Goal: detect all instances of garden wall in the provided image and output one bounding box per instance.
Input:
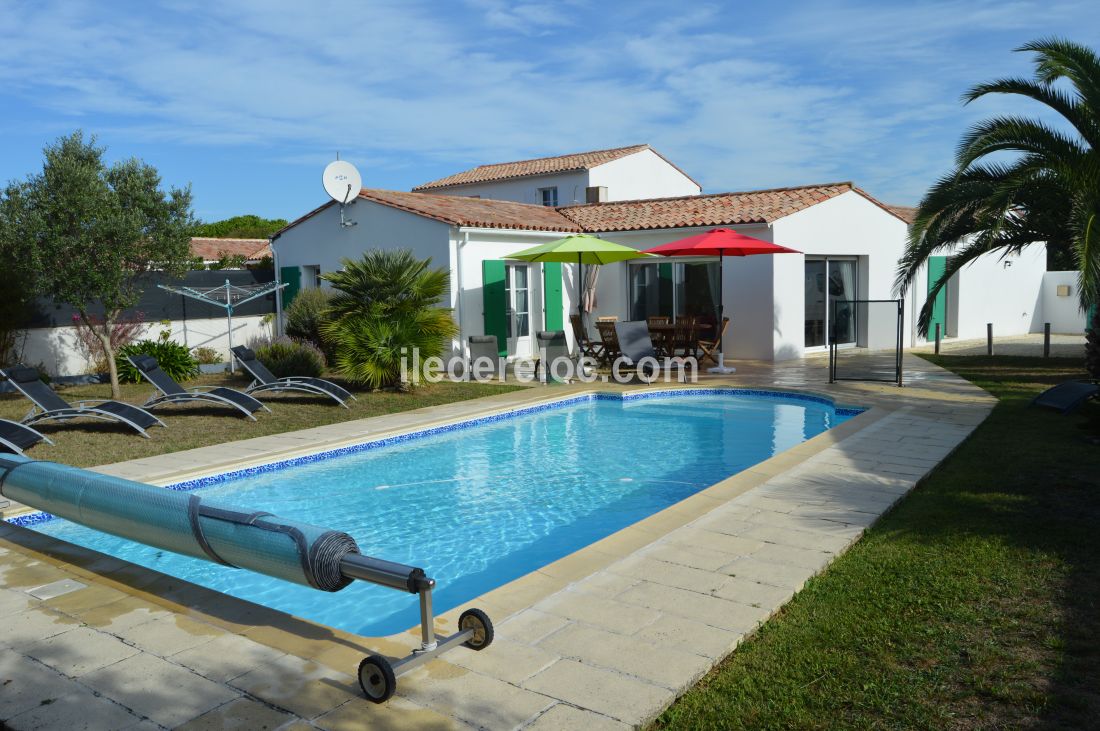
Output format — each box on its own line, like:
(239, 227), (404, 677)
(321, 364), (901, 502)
(1037, 271), (1088, 334)
(16, 270), (277, 377)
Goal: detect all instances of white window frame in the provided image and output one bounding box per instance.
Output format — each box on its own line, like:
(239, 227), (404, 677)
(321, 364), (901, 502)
(804, 256), (859, 352)
(538, 187), (559, 207)
(302, 265), (321, 289)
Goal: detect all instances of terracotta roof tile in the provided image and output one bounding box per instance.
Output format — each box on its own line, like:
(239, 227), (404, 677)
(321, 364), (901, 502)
(556, 183), (869, 231)
(886, 205), (917, 224)
(413, 145), (653, 190)
(190, 237), (271, 262)
(357, 189), (581, 232)
(274, 183), (907, 240)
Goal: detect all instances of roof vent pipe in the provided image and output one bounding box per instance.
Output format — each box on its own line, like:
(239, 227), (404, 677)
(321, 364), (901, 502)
(585, 186), (608, 204)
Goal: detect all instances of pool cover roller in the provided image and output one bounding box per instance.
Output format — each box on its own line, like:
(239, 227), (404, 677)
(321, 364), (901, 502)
(0, 455), (359, 590)
(0, 454), (494, 702)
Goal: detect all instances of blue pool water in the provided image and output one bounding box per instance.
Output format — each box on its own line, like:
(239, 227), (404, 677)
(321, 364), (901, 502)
(24, 391), (857, 636)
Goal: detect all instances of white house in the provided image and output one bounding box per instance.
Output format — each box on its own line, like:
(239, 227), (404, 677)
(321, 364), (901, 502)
(412, 144), (701, 205)
(271, 145), (1060, 363)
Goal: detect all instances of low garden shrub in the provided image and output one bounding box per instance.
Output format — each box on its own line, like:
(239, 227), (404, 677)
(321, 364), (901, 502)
(192, 346), (222, 364)
(284, 287), (333, 356)
(255, 337), (325, 378)
(116, 339), (199, 383)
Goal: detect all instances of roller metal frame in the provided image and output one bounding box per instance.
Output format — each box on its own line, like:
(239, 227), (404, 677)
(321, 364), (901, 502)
(22, 401), (165, 438)
(340, 553), (494, 703)
(140, 388), (269, 421)
(243, 378), (354, 408)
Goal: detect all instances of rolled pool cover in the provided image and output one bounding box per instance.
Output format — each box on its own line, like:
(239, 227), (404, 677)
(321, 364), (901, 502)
(0, 456), (359, 592)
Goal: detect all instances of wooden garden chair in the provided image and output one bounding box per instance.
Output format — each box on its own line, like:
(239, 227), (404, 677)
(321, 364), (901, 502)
(670, 316), (697, 359)
(646, 316), (671, 357)
(595, 320), (621, 364)
(569, 314), (604, 361)
(698, 317), (730, 365)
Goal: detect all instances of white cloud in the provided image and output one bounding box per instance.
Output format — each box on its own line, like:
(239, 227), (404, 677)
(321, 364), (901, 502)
(0, 0), (1097, 208)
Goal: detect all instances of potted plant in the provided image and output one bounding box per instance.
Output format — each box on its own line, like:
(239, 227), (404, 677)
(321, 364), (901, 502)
(193, 346), (229, 374)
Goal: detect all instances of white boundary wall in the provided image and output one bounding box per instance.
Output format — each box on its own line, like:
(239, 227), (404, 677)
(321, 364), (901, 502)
(20, 315), (272, 378)
(1039, 271), (1088, 333)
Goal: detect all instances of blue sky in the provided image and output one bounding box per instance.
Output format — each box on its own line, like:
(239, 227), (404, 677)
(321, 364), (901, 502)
(1, 0), (1098, 222)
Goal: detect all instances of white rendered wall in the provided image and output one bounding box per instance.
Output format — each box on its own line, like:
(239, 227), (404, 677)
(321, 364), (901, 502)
(272, 199), (452, 279)
(910, 243), (1047, 341)
(424, 171), (590, 206)
(587, 149), (702, 201)
(422, 150), (700, 205)
(273, 199), (454, 345)
(454, 228), (577, 357)
(583, 226), (778, 360)
(21, 315), (272, 377)
(583, 191), (909, 362)
(771, 191), (911, 359)
(1039, 271), (1087, 333)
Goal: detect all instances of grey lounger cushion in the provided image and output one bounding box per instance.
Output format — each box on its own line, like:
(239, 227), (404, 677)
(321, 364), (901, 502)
(1030, 380), (1099, 414)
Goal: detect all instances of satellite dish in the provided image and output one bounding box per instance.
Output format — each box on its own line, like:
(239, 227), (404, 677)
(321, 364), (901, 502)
(323, 160), (362, 205)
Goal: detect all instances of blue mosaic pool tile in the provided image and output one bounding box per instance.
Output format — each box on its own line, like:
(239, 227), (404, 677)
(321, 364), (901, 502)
(5, 388), (865, 528)
(8, 510), (56, 528)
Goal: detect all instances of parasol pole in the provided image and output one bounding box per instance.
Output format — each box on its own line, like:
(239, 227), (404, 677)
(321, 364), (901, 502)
(707, 254), (736, 374)
(578, 252), (585, 326)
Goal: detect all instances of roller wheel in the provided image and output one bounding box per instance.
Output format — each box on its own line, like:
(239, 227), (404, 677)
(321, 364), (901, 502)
(458, 608), (494, 651)
(358, 654), (396, 703)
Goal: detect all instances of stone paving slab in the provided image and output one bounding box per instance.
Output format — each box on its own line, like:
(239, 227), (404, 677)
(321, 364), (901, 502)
(80, 652), (240, 728)
(0, 354), (995, 729)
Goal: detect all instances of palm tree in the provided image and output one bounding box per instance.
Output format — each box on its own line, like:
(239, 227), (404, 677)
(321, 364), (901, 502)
(322, 249), (451, 321)
(895, 37), (1100, 374)
(320, 249), (458, 389)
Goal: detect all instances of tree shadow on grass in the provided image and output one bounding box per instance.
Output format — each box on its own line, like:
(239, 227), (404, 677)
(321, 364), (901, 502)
(860, 392), (1100, 729)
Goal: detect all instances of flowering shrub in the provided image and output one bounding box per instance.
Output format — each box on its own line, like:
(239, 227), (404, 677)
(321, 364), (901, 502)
(72, 311), (146, 374)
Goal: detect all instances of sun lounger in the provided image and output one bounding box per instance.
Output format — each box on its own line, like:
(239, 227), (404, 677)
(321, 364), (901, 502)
(127, 355), (269, 420)
(0, 418), (51, 455)
(535, 330), (573, 383)
(1030, 380), (1099, 414)
(614, 320), (661, 383)
(0, 365), (165, 439)
(231, 346), (355, 408)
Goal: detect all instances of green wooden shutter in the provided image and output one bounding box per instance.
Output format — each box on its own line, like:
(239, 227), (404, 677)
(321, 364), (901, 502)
(543, 262), (564, 331)
(926, 256), (947, 341)
(280, 266), (301, 309)
(482, 260), (508, 356)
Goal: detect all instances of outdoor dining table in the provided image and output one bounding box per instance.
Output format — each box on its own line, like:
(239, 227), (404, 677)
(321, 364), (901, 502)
(646, 321), (713, 356)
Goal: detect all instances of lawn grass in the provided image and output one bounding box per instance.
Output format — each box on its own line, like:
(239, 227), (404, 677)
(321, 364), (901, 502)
(0, 374), (524, 468)
(655, 356), (1100, 730)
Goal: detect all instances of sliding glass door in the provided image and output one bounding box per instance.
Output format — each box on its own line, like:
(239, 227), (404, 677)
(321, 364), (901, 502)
(805, 257), (858, 349)
(629, 260), (720, 326)
(629, 262), (673, 321)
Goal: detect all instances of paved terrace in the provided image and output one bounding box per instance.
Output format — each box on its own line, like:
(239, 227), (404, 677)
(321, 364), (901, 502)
(0, 354), (995, 730)
(910, 332), (1085, 358)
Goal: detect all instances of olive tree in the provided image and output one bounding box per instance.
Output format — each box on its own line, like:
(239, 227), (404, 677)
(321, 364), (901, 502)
(0, 132), (196, 398)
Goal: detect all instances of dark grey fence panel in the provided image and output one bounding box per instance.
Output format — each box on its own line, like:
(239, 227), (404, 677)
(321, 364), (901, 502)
(26, 269), (276, 328)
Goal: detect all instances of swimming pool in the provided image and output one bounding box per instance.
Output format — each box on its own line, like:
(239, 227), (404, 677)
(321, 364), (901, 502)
(17, 390), (860, 636)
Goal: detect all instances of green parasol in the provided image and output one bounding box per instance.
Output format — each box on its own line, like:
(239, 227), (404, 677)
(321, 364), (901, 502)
(508, 234), (654, 322)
